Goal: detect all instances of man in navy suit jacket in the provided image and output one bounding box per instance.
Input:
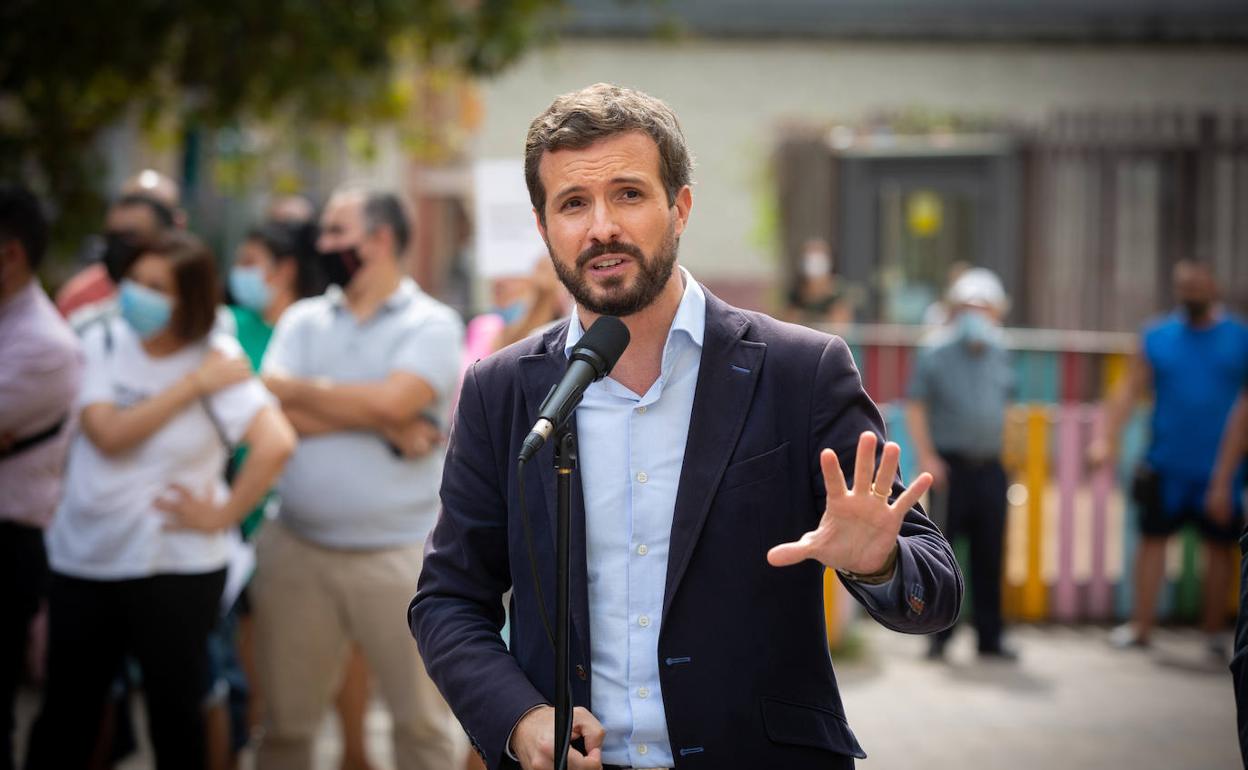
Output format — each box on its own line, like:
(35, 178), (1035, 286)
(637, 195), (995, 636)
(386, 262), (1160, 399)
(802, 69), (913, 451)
(411, 83), (962, 770)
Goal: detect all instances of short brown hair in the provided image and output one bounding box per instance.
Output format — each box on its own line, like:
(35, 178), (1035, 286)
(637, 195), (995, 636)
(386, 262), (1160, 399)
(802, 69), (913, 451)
(136, 230), (220, 343)
(524, 83), (694, 224)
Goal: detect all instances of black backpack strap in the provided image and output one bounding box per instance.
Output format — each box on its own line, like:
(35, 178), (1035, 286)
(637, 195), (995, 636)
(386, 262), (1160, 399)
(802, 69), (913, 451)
(199, 397), (234, 454)
(0, 416), (68, 460)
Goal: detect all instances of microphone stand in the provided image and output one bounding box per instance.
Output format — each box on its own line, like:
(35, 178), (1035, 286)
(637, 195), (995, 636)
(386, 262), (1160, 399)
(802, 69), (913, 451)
(553, 426), (577, 769)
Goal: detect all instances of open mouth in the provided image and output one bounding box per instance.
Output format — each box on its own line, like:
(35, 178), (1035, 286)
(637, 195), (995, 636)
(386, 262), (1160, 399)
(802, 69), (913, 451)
(590, 255), (629, 271)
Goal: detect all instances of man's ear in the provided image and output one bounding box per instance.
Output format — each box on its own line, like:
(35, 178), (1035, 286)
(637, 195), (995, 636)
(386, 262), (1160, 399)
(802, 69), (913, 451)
(672, 185), (693, 238)
(362, 224), (394, 262)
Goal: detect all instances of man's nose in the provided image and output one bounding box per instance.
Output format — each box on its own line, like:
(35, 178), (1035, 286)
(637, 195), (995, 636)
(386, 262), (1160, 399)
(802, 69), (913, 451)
(585, 200), (621, 244)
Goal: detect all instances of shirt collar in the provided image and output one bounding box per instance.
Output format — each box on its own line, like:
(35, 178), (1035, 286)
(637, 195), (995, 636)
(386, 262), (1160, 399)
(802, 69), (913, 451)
(327, 276), (418, 315)
(564, 266), (706, 359)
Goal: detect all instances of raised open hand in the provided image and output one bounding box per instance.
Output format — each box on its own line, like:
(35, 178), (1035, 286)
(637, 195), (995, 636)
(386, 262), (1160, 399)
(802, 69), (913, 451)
(767, 431), (933, 576)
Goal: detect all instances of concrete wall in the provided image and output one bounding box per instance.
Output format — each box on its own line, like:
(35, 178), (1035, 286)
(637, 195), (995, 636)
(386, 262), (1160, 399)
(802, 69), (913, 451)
(473, 39), (1248, 286)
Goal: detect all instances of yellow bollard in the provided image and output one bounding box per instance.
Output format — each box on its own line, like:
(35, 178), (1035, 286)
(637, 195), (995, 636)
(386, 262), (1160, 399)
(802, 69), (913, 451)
(1001, 406), (1028, 620)
(1021, 407), (1049, 621)
(824, 567), (843, 650)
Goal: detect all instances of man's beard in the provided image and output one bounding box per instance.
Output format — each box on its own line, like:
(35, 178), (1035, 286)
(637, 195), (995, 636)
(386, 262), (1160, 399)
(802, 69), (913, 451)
(548, 219), (678, 317)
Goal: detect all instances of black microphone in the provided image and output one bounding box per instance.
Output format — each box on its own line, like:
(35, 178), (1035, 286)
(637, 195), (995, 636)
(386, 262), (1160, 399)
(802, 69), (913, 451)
(518, 316), (630, 462)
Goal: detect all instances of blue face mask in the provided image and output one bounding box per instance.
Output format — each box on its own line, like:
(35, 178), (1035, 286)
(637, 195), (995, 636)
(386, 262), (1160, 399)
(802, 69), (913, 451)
(497, 299), (529, 326)
(955, 309), (996, 348)
(229, 265), (272, 313)
(118, 279), (174, 340)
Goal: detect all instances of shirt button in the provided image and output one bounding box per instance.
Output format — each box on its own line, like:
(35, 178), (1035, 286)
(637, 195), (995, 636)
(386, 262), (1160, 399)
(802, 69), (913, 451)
(638, 615), (651, 628)
(638, 744), (649, 755)
(636, 471), (649, 484)
(637, 544), (649, 556)
(638, 686), (650, 699)
(636, 405), (647, 414)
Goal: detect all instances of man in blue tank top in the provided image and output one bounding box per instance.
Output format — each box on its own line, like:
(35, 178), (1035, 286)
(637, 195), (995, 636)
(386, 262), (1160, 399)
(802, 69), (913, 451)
(1091, 260), (1248, 656)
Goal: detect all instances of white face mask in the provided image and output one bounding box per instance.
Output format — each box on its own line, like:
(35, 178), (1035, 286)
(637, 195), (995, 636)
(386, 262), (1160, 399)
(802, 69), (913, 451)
(802, 250), (831, 278)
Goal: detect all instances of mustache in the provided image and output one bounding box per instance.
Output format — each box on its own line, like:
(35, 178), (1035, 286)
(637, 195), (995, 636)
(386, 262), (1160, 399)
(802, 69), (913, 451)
(576, 240), (645, 269)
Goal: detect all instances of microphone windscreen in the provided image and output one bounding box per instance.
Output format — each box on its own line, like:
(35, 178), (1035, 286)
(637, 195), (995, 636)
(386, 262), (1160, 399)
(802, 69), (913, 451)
(574, 316), (630, 376)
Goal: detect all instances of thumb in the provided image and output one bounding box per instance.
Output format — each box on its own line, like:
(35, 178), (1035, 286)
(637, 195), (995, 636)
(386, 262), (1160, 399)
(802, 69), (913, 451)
(767, 539), (812, 568)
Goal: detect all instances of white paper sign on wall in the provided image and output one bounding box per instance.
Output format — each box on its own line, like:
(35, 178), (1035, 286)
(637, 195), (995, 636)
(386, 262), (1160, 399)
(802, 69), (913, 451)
(473, 158), (548, 279)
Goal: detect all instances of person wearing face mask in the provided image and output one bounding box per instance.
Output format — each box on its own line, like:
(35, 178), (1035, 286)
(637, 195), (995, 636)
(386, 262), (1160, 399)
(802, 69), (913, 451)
(253, 186), (465, 770)
(55, 171), (183, 332)
(465, 256), (570, 372)
(224, 221), (325, 370)
(217, 216), (393, 770)
(907, 267), (1016, 661)
(201, 219), (327, 769)
(23, 231), (296, 770)
(0, 184), (82, 770)
(784, 238), (854, 325)
(1089, 260), (1248, 657)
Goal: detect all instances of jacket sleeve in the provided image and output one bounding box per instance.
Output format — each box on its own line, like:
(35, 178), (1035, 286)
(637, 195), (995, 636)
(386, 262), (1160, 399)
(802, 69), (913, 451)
(409, 362), (544, 769)
(808, 336), (963, 634)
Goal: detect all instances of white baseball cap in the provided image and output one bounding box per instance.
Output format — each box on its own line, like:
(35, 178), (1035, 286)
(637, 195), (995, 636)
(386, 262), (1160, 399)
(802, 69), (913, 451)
(947, 267), (1008, 311)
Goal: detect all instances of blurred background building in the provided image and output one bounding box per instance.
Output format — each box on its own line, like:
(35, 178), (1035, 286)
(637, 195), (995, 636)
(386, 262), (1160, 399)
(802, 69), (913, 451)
(14, 1), (1246, 325)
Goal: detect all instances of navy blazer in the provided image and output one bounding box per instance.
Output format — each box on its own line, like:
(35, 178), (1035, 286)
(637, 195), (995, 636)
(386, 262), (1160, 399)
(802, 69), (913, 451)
(410, 290), (962, 769)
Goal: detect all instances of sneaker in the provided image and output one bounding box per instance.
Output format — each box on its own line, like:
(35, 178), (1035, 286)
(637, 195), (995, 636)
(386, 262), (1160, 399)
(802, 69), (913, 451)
(1108, 623), (1150, 650)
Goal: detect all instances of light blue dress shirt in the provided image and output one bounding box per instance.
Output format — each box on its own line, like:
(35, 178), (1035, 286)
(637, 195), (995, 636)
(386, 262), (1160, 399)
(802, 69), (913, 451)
(564, 268), (897, 767)
(566, 267), (704, 768)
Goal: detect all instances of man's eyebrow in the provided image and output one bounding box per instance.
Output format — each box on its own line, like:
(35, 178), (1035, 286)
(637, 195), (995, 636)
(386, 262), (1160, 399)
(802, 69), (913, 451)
(552, 185), (587, 202)
(610, 175), (649, 187)
(553, 176), (652, 201)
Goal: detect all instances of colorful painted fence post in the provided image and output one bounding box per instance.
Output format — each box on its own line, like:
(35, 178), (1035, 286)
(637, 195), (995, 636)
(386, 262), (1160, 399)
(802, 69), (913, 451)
(1054, 403), (1081, 621)
(1088, 406), (1114, 619)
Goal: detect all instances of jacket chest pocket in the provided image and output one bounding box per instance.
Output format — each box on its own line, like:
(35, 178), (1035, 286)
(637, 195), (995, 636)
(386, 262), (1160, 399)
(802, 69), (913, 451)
(720, 441), (789, 493)
(714, 442), (794, 557)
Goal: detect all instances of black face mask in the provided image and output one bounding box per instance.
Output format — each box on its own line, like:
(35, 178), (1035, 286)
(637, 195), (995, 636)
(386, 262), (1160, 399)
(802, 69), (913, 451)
(319, 246), (364, 288)
(1183, 300), (1212, 322)
(101, 232), (142, 284)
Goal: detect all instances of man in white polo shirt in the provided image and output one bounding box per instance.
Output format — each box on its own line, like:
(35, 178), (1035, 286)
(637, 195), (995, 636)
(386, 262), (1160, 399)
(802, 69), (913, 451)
(254, 186), (465, 770)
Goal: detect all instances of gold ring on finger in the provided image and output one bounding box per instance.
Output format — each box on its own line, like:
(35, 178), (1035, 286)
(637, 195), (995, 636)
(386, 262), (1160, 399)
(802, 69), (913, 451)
(870, 486), (890, 500)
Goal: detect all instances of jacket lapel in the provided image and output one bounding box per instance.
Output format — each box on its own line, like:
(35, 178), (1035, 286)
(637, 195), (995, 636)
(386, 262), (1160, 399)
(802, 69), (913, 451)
(517, 322), (593, 676)
(663, 291), (765, 621)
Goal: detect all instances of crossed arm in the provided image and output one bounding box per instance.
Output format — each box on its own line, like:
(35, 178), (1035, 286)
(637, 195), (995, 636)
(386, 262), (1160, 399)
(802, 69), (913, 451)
(262, 370), (442, 457)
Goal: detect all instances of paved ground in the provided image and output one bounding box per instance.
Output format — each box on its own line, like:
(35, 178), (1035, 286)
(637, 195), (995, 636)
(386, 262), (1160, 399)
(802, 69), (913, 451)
(840, 623), (1239, 770)
(15, 623), (1241, 769)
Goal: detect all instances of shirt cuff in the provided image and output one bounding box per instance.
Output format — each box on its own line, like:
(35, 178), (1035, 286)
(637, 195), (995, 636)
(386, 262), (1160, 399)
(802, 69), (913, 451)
(841, 560), (902, 612)
(505, 704), (550, 761)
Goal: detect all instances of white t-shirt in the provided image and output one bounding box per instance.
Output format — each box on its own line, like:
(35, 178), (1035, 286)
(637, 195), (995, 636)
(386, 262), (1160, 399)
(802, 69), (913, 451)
(47, 317), (273, 580)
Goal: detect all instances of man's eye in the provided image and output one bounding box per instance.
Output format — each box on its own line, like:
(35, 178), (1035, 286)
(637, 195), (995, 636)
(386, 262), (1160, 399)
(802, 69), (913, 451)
(621, 189), (641, 200)
(561, 198), (583, 211)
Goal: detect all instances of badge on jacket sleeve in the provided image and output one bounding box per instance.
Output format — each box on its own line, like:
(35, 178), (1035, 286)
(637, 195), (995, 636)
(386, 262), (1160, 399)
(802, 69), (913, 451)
(907, 583), (926, 615)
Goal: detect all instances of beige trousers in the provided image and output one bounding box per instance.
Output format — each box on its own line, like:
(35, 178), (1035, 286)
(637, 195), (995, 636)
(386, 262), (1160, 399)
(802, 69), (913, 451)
(252, 521), (462, 770)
